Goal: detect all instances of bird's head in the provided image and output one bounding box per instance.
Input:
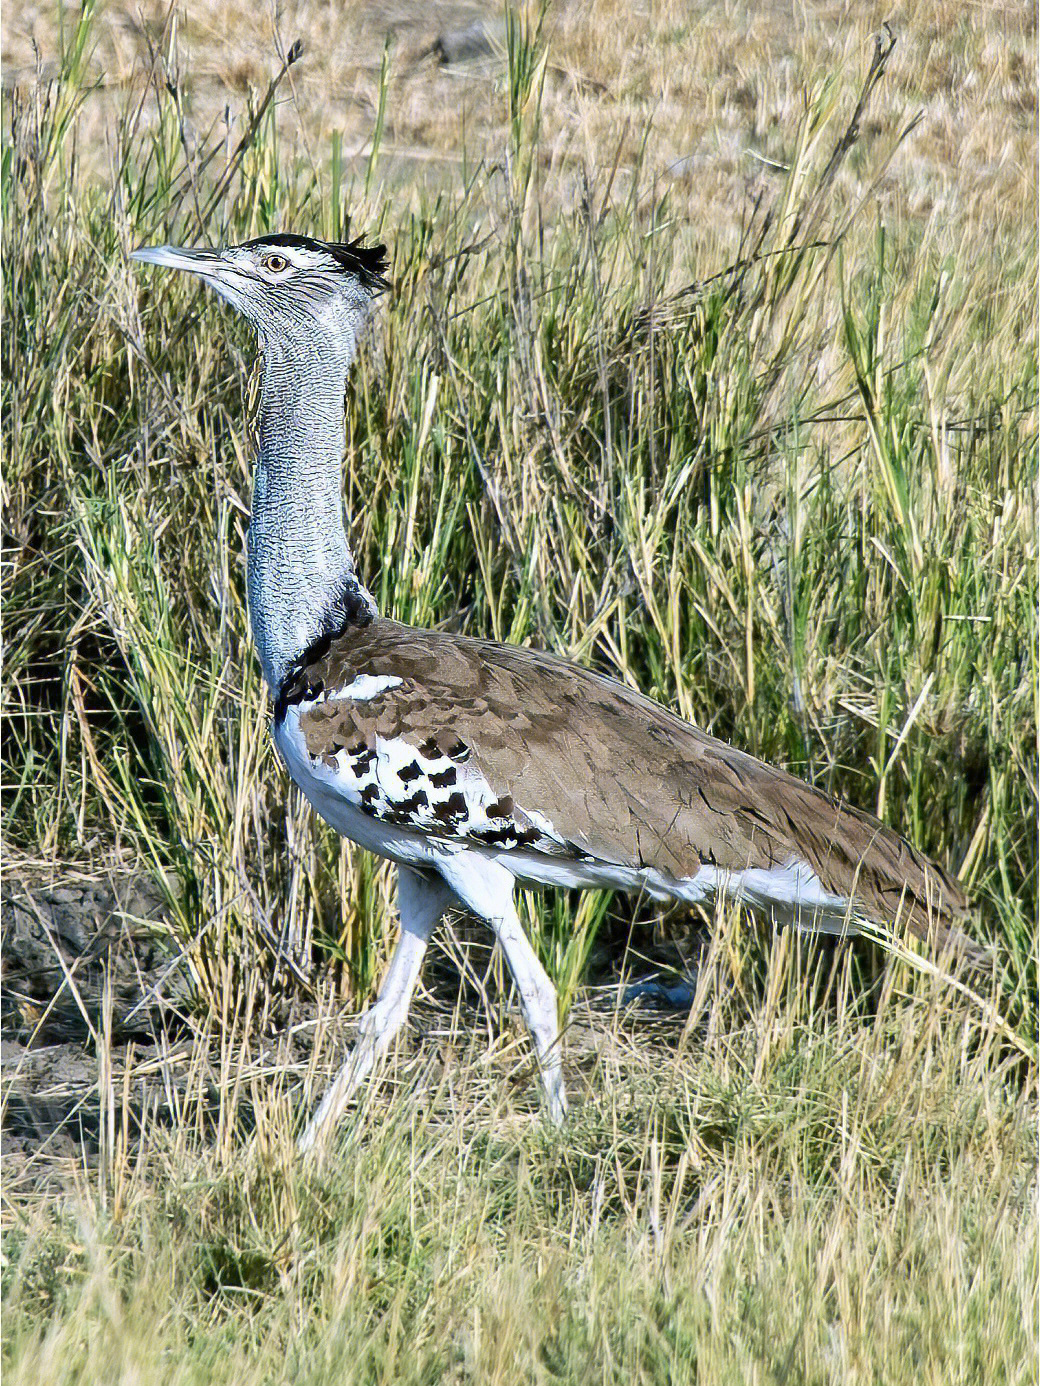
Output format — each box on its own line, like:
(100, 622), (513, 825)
(130, 232), (388, 358)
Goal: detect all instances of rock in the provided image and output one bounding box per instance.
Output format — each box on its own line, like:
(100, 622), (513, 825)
(432, 19), (503, 66)
(622, 975), (699, 1011)
(0, 872), (174, 1043)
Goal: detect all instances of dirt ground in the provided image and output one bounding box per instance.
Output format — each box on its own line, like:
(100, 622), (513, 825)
(0, 869), (699, 1198)
(2, 872), (178, 1195)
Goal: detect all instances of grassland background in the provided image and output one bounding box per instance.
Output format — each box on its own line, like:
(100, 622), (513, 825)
(1, 0), (1037, 1382)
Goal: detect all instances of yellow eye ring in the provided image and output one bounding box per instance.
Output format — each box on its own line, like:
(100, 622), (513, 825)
(264, 253), (289, 274)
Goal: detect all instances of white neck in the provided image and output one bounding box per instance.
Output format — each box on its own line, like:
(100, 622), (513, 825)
(246, 323), (376, 694)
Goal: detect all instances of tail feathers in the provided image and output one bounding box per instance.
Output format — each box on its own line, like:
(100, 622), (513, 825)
(879, 910), (994, 975)
(843, 839), (993, 973)
(701, 852), (992, 975)
(761, 781), (992, 972)
(816, 881), (992, 976)
(681, 740), (989, 971)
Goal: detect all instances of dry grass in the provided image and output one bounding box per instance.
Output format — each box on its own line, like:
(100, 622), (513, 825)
(1, 0), (1037, 1381)
(3, 917), (1037, 1385)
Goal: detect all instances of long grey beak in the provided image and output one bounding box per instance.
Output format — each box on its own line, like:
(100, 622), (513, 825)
(130, 245), (225, 275)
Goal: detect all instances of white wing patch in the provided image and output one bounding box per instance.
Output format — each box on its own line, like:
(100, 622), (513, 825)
(285, 673), (403, 710)
(336, 674), (403, 701)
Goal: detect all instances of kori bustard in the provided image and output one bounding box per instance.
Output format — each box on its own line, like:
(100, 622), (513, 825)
(132, 231), (984, 1152)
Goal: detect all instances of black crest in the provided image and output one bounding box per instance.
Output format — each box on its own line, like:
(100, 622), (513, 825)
(243, 232), (389, 292)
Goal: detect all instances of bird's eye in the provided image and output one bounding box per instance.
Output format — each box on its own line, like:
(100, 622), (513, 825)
(264, 254), (289, 274)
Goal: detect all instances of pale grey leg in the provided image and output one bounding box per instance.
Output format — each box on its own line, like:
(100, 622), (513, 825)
(436, 854), (567, 1124)
(298, 866), (452, 1155)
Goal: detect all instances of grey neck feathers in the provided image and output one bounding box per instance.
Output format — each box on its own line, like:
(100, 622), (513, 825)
(246, 319), (376, 695)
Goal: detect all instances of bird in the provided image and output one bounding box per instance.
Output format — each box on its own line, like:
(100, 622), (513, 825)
(131, 230), (985, 1153)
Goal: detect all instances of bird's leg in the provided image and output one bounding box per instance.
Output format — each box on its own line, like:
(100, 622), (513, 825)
(492, 906), (568, 1123)
(298, 866), (452, 1155)
(437, 856), (567, 1124)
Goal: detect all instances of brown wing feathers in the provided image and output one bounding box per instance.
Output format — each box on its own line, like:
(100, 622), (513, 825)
(282, 618), (972, 945)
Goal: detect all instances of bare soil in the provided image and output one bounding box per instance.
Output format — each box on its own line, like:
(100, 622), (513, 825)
(0, 868), (698, 1199)
(1, 872), (178, 1193)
